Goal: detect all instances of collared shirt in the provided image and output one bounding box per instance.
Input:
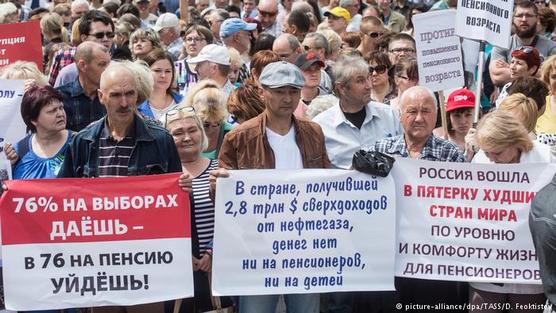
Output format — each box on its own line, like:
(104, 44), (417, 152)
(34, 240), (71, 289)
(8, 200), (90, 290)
(57, 78), (106, 132)
(98, 120), (136, 178)
(370, 134), (464, 162)
(262, 21), (282, 38)
(54, 63), (78, 88)
(313, 100), (403, 169)
(167, 37), (183, 61)
(49, 47), (76, 86)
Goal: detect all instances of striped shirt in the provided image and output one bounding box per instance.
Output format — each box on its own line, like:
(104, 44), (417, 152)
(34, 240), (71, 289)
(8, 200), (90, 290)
(192, 159), (218, 255)
(98, 123), (135, 178)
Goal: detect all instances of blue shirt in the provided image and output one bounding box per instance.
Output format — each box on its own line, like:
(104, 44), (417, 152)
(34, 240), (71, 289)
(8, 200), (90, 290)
(57, 79), (106, 132)
(313, 100), (403, 169)
(13, 132), (73, 179)
(369, 134), (464, 162)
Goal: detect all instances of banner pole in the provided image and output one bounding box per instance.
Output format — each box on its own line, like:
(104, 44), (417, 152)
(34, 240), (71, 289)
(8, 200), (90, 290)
(474, 41), (486, 126)
(438, 91), (449, 140)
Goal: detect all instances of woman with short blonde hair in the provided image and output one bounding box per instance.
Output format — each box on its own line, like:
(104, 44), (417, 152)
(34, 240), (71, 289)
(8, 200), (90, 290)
(0, 61), (48, 91)
(476, 111), (534, 158)
(129, 28), (163, 61)
(498, 93), (539, 133)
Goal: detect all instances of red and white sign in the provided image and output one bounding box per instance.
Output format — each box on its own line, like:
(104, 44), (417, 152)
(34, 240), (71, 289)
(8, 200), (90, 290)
(0, 20), (43, 70)
(0, 173), (193, 310)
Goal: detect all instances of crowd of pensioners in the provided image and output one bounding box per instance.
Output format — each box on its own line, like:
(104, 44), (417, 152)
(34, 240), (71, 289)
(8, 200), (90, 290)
(2, 0), (556, 312)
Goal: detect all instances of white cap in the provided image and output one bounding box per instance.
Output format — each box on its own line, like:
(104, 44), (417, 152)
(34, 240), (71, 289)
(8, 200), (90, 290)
(152, 13), (179, 32)
(187, 44), (230, 65)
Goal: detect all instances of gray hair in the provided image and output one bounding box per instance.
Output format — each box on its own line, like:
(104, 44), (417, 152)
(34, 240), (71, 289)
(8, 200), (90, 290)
(285, 33), (300, 50)
(339, 0), (355, 8)
(75, 41), (109, 63)
(212, 8), (230, 20)
(0, 2), (17, 24)
(332, 55), (368, 91)
(129, 28), (164, 56)
(399, 86), (438, 111)
(304, 32), (330, 58)
(71, 0), (89, 10)
(308, 94), (339, 119)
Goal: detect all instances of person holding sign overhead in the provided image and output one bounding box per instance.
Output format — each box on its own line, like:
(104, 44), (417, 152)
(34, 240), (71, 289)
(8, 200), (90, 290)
(489, 0), (556, 88)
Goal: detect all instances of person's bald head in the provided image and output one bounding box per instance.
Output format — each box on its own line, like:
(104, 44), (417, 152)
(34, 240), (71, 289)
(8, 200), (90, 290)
(75, 41), (109, 63)
(399, 86), (438, 143)
(258, 0), (279, 28)
(273, 33), (301, 63)
(100, 62), (135, 90)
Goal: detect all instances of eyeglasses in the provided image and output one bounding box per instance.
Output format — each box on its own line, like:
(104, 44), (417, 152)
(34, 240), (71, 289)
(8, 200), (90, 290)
(89, 31), (115, 39)
(165, 106), (196, 128)
(369, 65), (387, 74)
(185, 37), (205, 43)
(365, 32), (383, 38)
(258, 10), (278, 17)
(514, 13), (537, 19)
(389, 48), (415, 54)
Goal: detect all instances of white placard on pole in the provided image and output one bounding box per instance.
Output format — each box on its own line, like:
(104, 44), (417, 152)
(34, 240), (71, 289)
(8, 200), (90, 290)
(413, 9), (464, 92)
(455, 0), (514, 49)
(0, 79), (25, 161)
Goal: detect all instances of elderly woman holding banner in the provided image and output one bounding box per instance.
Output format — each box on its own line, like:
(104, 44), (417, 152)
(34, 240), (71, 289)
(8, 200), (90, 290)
(470, 110), (553, 313)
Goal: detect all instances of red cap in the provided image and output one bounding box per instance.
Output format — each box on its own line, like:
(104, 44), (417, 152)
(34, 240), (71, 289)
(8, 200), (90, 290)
(446, 89), (475, 112)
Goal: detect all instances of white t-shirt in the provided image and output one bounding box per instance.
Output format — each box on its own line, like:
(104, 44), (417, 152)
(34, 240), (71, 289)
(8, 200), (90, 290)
(266, 127), (303, 169)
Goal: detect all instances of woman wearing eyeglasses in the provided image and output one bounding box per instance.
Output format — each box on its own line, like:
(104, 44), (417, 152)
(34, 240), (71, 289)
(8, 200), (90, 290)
(129, 28), (163, 61)
(138, 49), (183, 124)
(164, 106), (229, 312)
(368, 51), (396, 104)
(175, 25), (214, 96)
(495, 46), (541, 107)
(389, 56), (418, 113)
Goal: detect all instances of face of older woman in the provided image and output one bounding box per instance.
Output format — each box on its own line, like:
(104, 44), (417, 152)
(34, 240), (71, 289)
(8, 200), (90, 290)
(483, 145), (521, 164)
(32, 99), (66, 133)
(132, 37), (153, 58)
(168, 117), (203, 158)
(510, 57), (535, 80)
(184, 31), (207, 58)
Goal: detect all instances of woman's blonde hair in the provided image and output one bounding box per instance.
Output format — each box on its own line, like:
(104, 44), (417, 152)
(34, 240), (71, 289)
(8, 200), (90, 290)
(498, 93), (538, 133)
(165, 107), (209, 151)
(191, 87), (227, 125)
(0, 2), (17, 24)
(40, 13), (69, 43)
(130, 60), (154, 104)
(541, 54), (556, 91)
(476, 110), (533, 154)
(0, 61), (48, 86)
(71, 17), (82, 46)
(228, 47), (242, 69)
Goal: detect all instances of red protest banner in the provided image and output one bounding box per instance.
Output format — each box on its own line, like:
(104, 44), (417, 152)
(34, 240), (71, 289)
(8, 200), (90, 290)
(0, 173), (194, 311)
(0, 20), (43, 71)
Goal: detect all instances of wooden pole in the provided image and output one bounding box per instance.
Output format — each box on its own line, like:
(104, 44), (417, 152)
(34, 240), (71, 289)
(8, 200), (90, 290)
(438, 90), (449, 140)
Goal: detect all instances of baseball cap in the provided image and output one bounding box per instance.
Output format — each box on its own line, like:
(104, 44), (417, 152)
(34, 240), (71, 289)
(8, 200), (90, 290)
(187, 44), (230, 65)
(220, 18), (257, 38)
(446, 89), (475, 112)
(259, 61), (305, 89)
(152, 13), (179, 32)
(324, 7), (351, 22)
(295, 53), (325, 71)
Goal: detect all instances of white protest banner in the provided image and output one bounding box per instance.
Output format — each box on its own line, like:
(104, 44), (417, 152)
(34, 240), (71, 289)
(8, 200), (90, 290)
(456, 0), (514, 49)
(213, 169), (396, 295)
(392, 158), (556, 284)
(413, 9), (464, 92)
(0, 173), (193, 310)
(0, 79), (25, 161)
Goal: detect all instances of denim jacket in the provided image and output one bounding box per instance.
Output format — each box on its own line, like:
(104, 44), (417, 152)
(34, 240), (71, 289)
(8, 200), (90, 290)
(58, 114), (182, 178)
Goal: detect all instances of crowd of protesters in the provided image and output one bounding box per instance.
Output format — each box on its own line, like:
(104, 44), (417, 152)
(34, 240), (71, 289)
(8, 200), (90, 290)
(2, 0), (556, 312)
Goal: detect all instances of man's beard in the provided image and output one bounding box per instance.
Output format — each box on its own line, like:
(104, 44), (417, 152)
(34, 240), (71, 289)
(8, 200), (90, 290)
(514, 22), (537, 38)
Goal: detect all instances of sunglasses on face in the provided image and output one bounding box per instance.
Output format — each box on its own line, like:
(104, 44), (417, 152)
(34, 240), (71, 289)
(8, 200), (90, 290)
(89, 31), (115, 39)
(365, 31), (383, 38)
(369, 65), (387, 74)
(258, 10), (277, 17)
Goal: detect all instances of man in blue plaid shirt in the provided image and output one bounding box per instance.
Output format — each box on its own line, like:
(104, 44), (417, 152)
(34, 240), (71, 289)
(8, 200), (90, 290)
(368, 85), (466, 312)
(368, 85), (464, 162)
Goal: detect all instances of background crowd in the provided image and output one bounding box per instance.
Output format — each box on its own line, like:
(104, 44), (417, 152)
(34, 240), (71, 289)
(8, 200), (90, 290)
(2, 0), (556, 312)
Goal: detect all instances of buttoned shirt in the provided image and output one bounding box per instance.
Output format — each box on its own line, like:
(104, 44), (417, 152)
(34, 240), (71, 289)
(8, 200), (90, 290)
(57, 78), (106, 132)
(313, 101), (403, 169)
(369, 134), (464, 162)
(262, 21), (282, 38)
(49, 47), (76, 86)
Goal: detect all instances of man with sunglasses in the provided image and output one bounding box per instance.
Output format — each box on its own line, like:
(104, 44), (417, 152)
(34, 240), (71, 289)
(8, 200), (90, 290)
(49, 10), (115, 87)
(257, 0), (282, 38)
(358, 16), (386, 58)
(490, 0), (556, 87)
(211, 60), (328, 313)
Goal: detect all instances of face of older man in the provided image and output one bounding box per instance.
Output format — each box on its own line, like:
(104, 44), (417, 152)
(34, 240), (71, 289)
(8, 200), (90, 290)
(99, 69), (138, 128)
(400, 88), (437, 143)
